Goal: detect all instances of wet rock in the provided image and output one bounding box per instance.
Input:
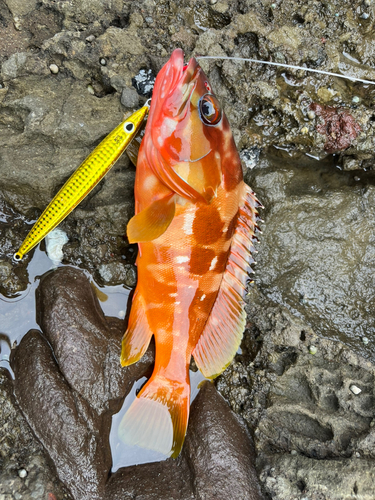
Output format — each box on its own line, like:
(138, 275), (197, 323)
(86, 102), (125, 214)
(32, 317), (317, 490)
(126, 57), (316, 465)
(120, 87), (140, 108)
(261, 454), (375, 500)
(12, 267), (263, 500)
(132, 68), (156, 98)
(246, 152), (375, 362)
(0, 369), (72, 500)
(217, 286), (375, 498)
(0, 197), (32, 295)
(98, 261), (137, 287)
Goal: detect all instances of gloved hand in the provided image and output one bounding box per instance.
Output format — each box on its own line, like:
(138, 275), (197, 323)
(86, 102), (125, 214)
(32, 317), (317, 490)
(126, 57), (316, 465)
(12, 267), (262, 500)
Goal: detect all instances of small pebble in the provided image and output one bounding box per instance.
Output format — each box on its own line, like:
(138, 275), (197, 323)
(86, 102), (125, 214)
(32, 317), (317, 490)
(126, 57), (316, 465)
(361, 12), (370, 19)
(100, 58), (107, 66)
(210, 0), (218, 4)
(120, 87), (139, 108)
(87, 84), (95, 95)
(350, 384), (362, 395)
(301, 126), (308, 135)
(352, 96), (360, 103)
(18, 469), (27, 478)
(335, 12), (339, 17)
(291, 450), (297, 455)
(118, 310), (126, 320)
(46, 229), (69, 266)
(13, 16), (22, 30)
(49, 64), (59, 74)
(309, 345), (317, 355)
(307, 110), (315, 120)
(355, 452), (361, 458)
(271, 3), (277, 8)
(86, 34), (95, 42)
(362, 336), (369, 345)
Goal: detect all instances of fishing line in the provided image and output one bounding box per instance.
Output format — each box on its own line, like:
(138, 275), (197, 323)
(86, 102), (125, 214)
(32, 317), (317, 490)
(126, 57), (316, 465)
(196, 56), (375, 85)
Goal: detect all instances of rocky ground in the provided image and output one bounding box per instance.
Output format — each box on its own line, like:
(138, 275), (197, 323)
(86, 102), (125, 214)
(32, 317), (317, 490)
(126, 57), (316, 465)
(1, 0), (375, 499)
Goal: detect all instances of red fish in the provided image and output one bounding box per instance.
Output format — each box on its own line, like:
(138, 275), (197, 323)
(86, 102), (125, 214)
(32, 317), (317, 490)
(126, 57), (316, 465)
(119, 49), (260, 458)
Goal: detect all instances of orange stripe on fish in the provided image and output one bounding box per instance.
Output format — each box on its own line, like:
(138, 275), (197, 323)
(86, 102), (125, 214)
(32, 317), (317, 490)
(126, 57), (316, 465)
(119, 48), (261, 458)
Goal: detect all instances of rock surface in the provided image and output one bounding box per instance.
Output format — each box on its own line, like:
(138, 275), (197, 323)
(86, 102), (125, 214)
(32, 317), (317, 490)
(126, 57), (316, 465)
(217, 286), (375, 499)
(11, 267), (263, 500)
(245, 152), (375, 362)
(0, 369), (72, 500)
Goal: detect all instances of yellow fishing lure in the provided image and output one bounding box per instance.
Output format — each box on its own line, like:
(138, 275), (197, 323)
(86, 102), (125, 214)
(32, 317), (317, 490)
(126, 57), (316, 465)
(14, 103), (149, 261)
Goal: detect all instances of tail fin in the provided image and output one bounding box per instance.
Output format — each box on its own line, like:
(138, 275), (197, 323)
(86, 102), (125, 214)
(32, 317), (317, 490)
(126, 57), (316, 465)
(118, 374), (190, 458)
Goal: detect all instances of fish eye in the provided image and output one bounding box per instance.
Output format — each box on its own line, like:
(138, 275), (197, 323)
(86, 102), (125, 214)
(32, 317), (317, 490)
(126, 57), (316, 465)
(199, 94), (222, 126)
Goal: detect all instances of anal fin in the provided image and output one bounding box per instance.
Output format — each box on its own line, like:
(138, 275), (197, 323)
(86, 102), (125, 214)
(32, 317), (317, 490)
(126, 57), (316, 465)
(127, 194), (175, 243)
(192, 183), (261, 379)
(121, 291), (152, 366)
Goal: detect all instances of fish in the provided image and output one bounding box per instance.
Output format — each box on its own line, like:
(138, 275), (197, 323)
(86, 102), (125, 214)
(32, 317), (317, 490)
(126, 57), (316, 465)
(119, 48), (261, 458)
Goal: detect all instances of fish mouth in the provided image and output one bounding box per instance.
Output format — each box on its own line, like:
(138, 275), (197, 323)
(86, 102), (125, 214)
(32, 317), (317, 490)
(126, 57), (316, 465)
(164, 50), (201, 116)
(167, 49), (200, 88)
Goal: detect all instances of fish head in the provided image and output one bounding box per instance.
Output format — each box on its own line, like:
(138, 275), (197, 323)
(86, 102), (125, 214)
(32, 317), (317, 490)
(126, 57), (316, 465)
(146, 49), (239, 204)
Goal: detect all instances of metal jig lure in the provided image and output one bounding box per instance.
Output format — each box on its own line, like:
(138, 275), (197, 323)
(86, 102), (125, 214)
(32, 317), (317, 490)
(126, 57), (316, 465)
(14, 101), (150, 261)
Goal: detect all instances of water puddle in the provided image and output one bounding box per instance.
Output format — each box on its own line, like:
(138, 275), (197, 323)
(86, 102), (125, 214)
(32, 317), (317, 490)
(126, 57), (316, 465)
(0, 248), (131, 371)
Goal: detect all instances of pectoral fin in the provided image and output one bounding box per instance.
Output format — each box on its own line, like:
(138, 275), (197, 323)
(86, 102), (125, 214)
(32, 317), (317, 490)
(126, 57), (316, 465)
(127, 194), (176, 243)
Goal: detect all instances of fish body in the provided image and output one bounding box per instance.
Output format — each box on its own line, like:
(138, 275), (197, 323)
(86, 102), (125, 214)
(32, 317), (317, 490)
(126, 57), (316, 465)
(120, 49), (260, 457)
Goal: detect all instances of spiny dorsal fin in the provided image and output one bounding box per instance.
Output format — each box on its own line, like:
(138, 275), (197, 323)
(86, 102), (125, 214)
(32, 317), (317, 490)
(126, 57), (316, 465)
(192, 183), (261, 379)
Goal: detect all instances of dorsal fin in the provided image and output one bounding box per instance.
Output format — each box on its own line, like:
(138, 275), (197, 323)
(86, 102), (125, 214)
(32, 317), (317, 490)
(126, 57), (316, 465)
(192, 183), (261, 379)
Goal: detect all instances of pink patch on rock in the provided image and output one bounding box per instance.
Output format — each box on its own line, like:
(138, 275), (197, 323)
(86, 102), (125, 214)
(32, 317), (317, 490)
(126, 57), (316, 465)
(310, 103), (361, 153)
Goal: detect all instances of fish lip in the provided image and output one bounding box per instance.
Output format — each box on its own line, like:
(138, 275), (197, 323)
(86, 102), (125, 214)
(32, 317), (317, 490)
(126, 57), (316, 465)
(174, 58), (202, 118)
(180, 58), (201, 94)
(168, 49), (200, 86)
